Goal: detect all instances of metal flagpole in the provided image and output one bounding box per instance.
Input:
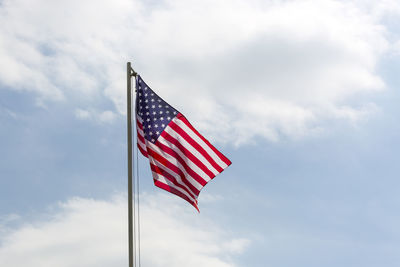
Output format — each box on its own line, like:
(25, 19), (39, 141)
(127, 62), (137, 267)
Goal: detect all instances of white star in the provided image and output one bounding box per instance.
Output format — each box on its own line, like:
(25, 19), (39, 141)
(166, 111), (170, 114)
(160, 117), (164, 121)
(145, 106), (149, 109)
(167, 117), (171, 120)
(158, 105), (162, 108)
(151, 93), (154, 96)
(151, 99), (155, 102)
(145, 93), (148, 97)
(145, 99), (148, 103)
(161, 124), (165, 127)
(152, 105), (155, 109)
(146, 112), (149, 115)
(153, 111), (156, 115)
(146, 118), (150, 122)
(165, 105), (169, 108)
(173, 111), (177, 115)
(153, 118), (157, 121)
(158, 99), (161, 102)
(151, 138), (155, 142)
(149, 132), (153, 136)
(159, 111), (163, 114)
(147, 125), (151, 129)
(144, 87), (148, 90)
(154, 124), (158, 128)
(156, 131), (160, 135)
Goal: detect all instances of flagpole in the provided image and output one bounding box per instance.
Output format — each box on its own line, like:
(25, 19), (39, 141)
(127, 62), (137, 267)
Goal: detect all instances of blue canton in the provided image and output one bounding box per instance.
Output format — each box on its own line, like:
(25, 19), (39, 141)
(136, 76), (179, 143)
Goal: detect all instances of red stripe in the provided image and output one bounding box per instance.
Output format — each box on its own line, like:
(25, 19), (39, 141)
(168, 119), (224, 173)
(136, 121), (147, 157)
(178, 114), (232, 166)
(137, 143), (148, 157)
(136, 120), (146, 144)
(137, 120), (144, 130)
(155, 140), (207, 186)
(147, 147), (201, 196)
(150, 163), (197, 199)
(154, 180), (199, 212)
(160, 131), (215, 179)
(137, 129), (146, 144)
(136, 119), (147, 157)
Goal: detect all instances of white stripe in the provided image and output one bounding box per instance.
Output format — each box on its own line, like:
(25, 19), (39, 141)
(149, 156), (198, 198)
(137, 138), (147, 153)
(164, 125), (220, 176)
(136, 126), (145, 141)
(137, 127), (145, 137)
(151, 171), (197, 203)
(148, 142), (203, 191)
(158, 135), (211, 182)
(136, 115), (143, 124)
(136, 121), (147, 153)
(174, 118), (228, 169)
(136, 122), (145, 137)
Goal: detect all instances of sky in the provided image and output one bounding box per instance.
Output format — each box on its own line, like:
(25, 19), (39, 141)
(1, 0), (400, 266)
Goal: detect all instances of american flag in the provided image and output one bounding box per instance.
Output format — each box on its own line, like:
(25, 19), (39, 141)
(135, 75), (231, 211)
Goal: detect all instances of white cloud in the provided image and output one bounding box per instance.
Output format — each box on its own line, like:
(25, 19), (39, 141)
(0, 0), (398, 144)
(75, 108), (117, 124)
(0, 193), (249, 267)
(75, 108), (92, 120)
(99, 110), (117, 123)
(351, 0), (400, 18)
(393, 40), (400, 55)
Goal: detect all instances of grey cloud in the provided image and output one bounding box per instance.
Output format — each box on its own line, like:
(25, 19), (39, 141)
(0, 193), (249, 267)
(0, 0), (396, 145)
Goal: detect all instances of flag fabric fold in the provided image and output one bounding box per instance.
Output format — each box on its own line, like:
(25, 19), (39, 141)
(135, 75), (231, 211)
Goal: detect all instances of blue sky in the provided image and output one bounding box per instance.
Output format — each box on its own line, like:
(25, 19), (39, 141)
(1, 0), (400, 266)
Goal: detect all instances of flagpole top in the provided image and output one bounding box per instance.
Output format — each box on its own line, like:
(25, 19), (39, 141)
(127, 62), (137, 77)
(130, 68), (137, 77)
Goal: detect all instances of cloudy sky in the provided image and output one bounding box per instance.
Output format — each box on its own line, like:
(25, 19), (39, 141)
(1, 0), (400, 266)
